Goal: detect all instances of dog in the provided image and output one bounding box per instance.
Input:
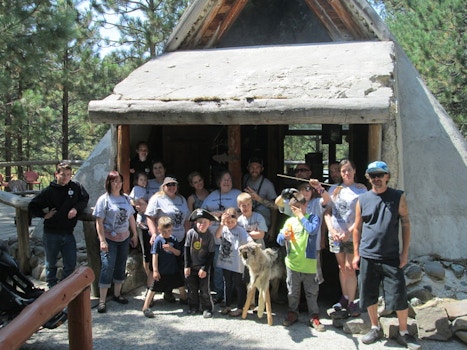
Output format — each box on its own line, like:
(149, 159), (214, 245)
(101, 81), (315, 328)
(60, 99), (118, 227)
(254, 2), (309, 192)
(238, 242), (285, 325)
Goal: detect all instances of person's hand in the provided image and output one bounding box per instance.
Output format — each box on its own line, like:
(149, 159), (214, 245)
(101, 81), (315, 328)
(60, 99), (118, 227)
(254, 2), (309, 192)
(399, 254), (408, 268)
(131, 235), (138, 248)
(149, 233), (157, 245)
(244, 186), (260, 202)
(44, 208), (57, 220)
(67, 208), (77, 219)
(153, 270), (160, 281)
(352, 254), (360, 270)
(184, 267), (191, 277)
(198, 269), (207, 279)
(99, 240), (108, 252)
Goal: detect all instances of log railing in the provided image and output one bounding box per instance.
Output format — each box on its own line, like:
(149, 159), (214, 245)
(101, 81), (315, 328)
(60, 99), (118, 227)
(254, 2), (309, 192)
(0, 266), (95, 350)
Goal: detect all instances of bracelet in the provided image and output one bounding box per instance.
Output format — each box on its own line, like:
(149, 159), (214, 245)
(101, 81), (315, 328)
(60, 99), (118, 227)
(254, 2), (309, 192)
(318, 187), (325, 194)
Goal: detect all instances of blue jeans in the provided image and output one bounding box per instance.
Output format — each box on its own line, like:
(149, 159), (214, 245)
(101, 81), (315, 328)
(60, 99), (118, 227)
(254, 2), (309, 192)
(99, 237), (130, 288)
(43, 231), (77, 288)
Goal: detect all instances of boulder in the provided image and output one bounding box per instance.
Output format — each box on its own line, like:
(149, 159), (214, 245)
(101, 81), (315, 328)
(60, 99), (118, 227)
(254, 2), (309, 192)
(424, 261), (446, 281)
(416, 304), (452, 340)
(444, 300), (467, 320)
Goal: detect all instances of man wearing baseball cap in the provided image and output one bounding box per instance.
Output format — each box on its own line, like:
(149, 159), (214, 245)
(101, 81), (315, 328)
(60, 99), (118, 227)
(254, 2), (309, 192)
(352, 161), (420, 349)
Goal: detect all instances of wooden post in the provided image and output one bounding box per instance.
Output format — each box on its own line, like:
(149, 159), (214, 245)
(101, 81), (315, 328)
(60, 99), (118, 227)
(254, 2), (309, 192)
(368, 124), (382, 161)
(68, 286), (93, 350)
(16, 207), (31, 274)
(117, 125), (131, 194)
(228, 125), (241, 189)
(83, 220), (100, 297)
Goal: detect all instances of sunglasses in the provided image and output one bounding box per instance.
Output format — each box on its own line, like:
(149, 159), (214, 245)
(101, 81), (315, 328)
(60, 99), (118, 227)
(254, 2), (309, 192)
(369, 173), (386, 179)
(165, 182), (177, 187)
(228, 214), (237, 219)
(301, 186), (312, 192)
(294, 168), (310, 173)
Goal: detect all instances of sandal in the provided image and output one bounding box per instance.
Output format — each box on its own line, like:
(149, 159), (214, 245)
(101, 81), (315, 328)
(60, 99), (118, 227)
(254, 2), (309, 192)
(97, 301), (107, 313)
(113, 295), (129, 304)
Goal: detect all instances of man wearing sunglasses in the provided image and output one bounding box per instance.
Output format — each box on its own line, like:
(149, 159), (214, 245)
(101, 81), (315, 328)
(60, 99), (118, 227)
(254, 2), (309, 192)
(352, 161), (420, 350)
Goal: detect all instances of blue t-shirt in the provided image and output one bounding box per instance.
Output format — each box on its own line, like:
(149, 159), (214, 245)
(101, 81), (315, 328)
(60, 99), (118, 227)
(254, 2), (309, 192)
(152, 234), (181, 275)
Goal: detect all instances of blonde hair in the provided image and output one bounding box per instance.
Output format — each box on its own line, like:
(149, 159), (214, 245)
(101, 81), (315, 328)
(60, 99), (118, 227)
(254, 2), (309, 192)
(224, 207), (238, 217)
(237, 192), (252, 204)
(157, 216), (173, 229)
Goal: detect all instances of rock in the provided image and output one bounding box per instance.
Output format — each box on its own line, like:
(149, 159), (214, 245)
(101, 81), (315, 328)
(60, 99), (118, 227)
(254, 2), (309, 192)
(342, 316), (370, 335)
(444, 300), (467, 320)
(413, 255), (434, 265)
(455, 330), (467, 344)
(122, 250), (146, 293)
(77, 251), (88, 263)
(440, 260), (452, 268)
(32, 245), (45, 258)
(29, 254), (39, 268)
(380, 316), (417, 339)
(450, 264), (465, 279)
(451, 316), (467, 333)
(405, 263), (423, 285)
(410, 297), (423, 307)
(424, 261), (445, 281)
(407, 286), (433, 303)
(416, 304), (452, 340)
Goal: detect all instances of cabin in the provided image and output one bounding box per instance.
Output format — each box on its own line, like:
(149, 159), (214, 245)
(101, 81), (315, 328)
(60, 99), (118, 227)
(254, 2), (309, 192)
(85, 0), (466, 260)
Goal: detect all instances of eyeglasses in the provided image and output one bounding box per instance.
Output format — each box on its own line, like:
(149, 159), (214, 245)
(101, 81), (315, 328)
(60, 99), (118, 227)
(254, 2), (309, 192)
(229, 214), (237, 219)
(165, 182), (177, 187)
(369, 173), (386, 179)
(294, 168), (310, 173)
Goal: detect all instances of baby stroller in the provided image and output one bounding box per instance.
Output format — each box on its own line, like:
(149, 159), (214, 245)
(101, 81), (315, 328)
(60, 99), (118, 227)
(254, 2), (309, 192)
(0, 244), (67, 329)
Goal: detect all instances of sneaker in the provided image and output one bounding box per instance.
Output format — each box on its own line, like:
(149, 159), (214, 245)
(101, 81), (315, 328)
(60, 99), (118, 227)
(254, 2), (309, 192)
(395, 333), (421, 350)
(143, 308), (154, 318)
(229, 308), (242, 317)
(333, 295), (349, 311)
(310, 316), (325, 332)
(348, 301), (360, 317)
(202, 310), (213, 318)
(97, 301), (107, 313)
(282, 311), (298, 326)
(220, 307), (231, 315)
(362, 328), (383, 344)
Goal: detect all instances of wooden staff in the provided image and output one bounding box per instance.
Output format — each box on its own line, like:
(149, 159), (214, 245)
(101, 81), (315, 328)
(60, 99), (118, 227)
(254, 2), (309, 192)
(276, 174), (332, 187)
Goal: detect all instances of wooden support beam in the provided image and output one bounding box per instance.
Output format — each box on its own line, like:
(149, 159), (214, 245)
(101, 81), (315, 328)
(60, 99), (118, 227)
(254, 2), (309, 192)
(368, 124), (382, 161)
(117, 125), (131, 194)
(228, 125), (241, 189)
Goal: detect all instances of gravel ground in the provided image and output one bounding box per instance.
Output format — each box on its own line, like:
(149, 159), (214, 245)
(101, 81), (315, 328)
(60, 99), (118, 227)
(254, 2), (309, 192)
(20, 286), (465, 350)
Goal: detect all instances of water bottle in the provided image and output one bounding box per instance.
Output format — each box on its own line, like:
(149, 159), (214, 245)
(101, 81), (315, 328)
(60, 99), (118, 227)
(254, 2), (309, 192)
(330, 240), (341, 253)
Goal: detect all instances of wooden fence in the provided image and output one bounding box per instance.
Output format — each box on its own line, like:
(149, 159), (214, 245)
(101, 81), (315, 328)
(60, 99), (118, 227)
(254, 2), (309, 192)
(0, 266), (95, 350)
(0, 190), (101, 296)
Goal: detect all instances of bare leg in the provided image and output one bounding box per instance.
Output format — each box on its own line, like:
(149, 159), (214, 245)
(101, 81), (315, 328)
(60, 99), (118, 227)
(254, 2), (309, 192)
(396, 308), (409, 332)
(99, 287), (108, 303)
(367, 303), (379, 327)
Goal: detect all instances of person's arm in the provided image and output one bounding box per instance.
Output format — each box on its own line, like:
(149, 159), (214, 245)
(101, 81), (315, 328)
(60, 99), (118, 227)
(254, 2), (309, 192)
(129, 214), (138, 247)
(152, 253), (160, 281)
(309, 179), (331, 206)
(95, 217), (108, 252)
(187, 195), (195, 212)
(398, 193), (411, 268)
(324, 206), (339, 241)
(352, 200), (363, 270)
(74, 183), (89, 213)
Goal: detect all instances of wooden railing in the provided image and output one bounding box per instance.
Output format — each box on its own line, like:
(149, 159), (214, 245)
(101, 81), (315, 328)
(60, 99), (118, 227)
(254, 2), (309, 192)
(0, 266), (95, 350)
(0, 190), (101, 296)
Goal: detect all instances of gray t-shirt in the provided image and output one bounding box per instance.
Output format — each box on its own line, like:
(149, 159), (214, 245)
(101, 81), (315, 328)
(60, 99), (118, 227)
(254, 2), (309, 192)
(237, 212), (268, 248)
(217, 225), (252, 274)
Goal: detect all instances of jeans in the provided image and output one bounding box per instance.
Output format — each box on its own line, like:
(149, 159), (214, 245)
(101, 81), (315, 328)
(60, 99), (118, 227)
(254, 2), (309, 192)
(99, 237), (130, 288)
(43, 231), (77, 288)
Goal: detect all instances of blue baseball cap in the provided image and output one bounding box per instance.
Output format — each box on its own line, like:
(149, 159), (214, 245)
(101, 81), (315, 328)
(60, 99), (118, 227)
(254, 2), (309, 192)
(366, 161), (390, 174)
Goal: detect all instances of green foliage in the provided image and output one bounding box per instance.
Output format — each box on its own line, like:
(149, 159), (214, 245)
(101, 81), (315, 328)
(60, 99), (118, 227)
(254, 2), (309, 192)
(371, 0), (466, 136)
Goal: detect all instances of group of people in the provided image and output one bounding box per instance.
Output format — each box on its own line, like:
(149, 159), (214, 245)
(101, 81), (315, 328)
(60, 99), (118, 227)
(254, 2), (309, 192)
(27, 140), (419, 349)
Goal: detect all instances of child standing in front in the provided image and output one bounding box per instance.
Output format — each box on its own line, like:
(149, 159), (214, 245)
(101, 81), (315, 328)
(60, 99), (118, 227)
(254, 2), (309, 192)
(276, 193), (325, 332)
(184, 209), (217, 318)
(215, 207), (253, 317)
(142, 216), (185, 318)
(236, 192), (268, 248)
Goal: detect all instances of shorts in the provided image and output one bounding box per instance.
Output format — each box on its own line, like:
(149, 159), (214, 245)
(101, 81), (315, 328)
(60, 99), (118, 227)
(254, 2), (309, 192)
(359, 257), (408, 311)
(329, 238), (354, 254)
(149, 272), (184, 293)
